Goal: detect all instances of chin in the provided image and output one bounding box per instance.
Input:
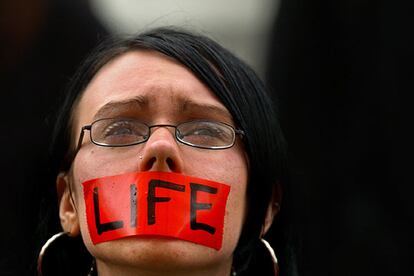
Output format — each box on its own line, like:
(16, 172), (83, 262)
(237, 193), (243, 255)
(90, 236), (227, 270)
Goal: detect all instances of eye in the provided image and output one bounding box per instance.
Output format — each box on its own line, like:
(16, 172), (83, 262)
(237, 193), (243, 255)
(182, 123), (224, 138)
(191, 127), (222, 137)
(92, 119), (148, 146)
(177, 121), (233, 147)
(103, 121), (136, 137)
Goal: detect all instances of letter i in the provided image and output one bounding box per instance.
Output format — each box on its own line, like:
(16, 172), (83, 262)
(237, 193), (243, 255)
(130, 184), (137, 227)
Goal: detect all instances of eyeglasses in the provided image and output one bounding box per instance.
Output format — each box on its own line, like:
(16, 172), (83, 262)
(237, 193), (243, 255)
(75, 118), (245, 153)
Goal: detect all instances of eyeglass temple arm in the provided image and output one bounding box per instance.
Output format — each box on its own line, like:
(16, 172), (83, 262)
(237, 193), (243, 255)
(75, 125), (91, 153)
(235, 129), (245, 137)
(63, 125), (91, 169)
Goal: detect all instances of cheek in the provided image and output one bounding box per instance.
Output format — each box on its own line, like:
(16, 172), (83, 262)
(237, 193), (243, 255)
(73, 147), (142, 181)
(67, 169), (94, 251)
(183, 147), (247, 184)
(183, 148), (249, 252)
(222, 160), (248, 253)
(69, 149), (139, 251)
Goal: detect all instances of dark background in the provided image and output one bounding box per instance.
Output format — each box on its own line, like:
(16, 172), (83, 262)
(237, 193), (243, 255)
(266, 0), (412, 275)
(1, 0), (411, 275)
(0, 0), (106, 275)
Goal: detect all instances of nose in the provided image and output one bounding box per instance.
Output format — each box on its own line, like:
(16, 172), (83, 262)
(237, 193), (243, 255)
(139, 126), (184, 173)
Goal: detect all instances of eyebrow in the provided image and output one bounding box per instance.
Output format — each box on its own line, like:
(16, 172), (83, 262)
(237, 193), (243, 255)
(92, 95), (233, 122)
(181, 98), (233, 121)
(93, 95), (148, 120)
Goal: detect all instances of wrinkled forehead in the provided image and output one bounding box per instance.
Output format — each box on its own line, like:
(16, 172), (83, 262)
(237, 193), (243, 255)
(70, 50), (233, 138)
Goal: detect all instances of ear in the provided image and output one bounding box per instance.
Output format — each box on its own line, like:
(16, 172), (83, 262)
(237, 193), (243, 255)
(262, 181), (282, 236)
(56, 172), (80, 237)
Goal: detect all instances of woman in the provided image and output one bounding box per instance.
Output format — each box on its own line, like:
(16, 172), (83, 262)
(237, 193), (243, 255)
(37, 27), (297, 276)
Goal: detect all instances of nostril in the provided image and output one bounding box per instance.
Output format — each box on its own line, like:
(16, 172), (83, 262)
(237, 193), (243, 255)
(166, 157), (175, 171)
(142, 157), (156, 171)
(141, 156), (179, 172)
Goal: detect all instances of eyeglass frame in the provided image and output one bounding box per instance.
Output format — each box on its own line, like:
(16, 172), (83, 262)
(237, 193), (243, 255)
(74, 118), (245, 155)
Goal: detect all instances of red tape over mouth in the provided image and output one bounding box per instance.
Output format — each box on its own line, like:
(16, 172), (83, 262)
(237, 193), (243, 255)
(82, 171), (231, 250)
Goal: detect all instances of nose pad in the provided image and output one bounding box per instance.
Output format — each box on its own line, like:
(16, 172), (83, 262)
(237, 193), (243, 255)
(139, 128), (184, 173)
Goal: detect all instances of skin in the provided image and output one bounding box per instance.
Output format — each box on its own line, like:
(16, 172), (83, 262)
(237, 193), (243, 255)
(58, 50), (275, 276)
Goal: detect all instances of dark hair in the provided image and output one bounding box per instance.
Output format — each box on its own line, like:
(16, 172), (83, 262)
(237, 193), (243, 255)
(39, 27), (297, 275)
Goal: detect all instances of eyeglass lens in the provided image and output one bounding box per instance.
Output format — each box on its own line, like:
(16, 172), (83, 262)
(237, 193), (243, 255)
(90, 118), (236, 149)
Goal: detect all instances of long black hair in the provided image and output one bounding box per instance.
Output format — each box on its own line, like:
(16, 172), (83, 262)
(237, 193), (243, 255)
(38, 27), (298, 276)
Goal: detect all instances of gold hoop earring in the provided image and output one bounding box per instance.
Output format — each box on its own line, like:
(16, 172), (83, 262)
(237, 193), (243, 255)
(37, 232), (69, 276)
(260, 238), (279, 276)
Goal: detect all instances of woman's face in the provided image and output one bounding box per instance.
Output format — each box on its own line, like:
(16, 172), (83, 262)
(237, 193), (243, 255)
(61, 50), (248, 274)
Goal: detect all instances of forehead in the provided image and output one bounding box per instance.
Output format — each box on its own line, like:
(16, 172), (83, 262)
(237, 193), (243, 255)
(74, 50), (231, 126)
